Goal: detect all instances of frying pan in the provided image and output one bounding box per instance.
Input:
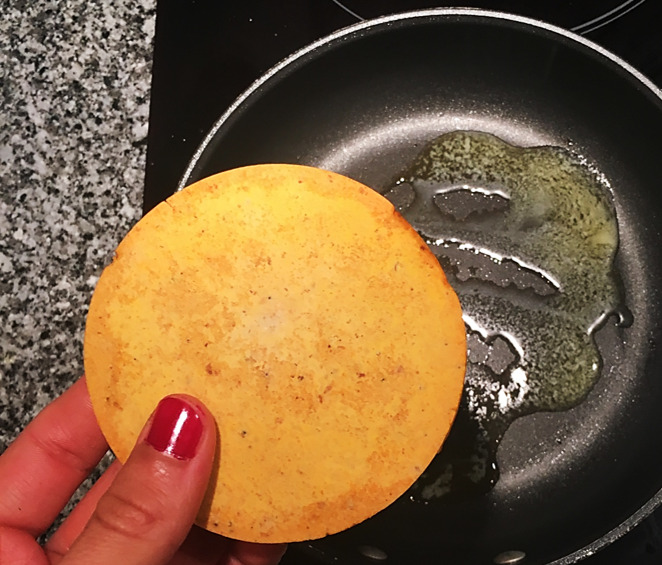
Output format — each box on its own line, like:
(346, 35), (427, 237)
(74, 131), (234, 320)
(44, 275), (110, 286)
(179, 9), (662, 565)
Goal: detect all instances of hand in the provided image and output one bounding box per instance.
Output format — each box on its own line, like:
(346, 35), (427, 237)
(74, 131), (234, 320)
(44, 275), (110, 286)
(0, 377), (287, 565)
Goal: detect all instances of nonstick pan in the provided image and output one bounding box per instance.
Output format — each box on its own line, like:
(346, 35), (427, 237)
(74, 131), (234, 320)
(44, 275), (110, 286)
(179, 9), (662, 565)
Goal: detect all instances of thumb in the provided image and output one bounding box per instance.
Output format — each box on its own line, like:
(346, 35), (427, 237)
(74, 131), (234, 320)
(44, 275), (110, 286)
(63, 395), (217, 565)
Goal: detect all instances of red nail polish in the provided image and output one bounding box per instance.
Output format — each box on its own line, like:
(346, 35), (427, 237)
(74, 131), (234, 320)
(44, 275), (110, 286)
(146, 397), (203, 460)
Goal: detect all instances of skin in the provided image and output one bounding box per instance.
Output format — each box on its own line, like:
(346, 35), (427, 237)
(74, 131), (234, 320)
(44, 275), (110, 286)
(0, 377), (287, 565)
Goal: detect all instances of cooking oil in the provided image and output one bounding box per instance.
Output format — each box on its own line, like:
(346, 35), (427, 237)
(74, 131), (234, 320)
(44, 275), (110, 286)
(381, 131), (628, 502)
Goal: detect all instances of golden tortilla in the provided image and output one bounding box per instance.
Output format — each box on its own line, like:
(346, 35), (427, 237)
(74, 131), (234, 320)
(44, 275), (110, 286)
(84, 164), (466, 543)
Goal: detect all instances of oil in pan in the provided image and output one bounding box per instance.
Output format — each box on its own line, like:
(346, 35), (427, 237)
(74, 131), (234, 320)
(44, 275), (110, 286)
(381, 131), (631, 501)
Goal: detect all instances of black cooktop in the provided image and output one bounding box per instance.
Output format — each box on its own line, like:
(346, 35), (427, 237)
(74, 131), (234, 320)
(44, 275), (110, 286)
(144, 2), (662, 564)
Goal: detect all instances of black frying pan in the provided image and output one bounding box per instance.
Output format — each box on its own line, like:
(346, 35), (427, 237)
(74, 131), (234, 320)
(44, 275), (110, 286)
(180, 9), (662, 565)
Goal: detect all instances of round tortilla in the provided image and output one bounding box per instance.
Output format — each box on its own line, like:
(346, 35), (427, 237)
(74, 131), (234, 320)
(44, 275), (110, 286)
(84, 164), (466, 543)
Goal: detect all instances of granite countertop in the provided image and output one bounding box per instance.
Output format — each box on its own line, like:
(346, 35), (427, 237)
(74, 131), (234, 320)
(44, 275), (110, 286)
(0, 0), (156, 517)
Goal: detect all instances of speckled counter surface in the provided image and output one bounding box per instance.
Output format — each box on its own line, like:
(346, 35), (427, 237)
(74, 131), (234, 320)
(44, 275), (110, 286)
(1, 0), (155, 464)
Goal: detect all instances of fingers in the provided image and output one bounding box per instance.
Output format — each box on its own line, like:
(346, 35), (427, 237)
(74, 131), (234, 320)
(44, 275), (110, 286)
(0, 378), (284, 565)
(44, 459), (122, 560)
(170, 525), (231, 564)
(168, 530), (287, 565)
(0, 377), (108, 536)
(62, 395), (217, 565)
(0, 526), (50, 565)
(227, 541), (288, 565)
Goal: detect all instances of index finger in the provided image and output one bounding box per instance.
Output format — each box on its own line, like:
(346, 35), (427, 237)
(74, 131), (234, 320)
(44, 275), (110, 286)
(0, 377), (109, 536)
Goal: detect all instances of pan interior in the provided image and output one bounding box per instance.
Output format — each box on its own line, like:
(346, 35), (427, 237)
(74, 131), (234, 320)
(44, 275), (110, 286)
(184, 11), (662, 565)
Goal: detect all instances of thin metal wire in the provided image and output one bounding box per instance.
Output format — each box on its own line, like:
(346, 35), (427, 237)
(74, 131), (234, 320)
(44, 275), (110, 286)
(571, 0), (647, 34)
(329, 0), (364, 21)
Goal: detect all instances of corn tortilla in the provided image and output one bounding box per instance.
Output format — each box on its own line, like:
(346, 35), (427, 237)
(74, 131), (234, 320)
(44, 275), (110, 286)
(84, 164), (466, 543)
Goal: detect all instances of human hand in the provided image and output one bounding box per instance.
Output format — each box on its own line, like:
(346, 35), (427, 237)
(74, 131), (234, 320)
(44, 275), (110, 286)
(0, 377), (287, 565)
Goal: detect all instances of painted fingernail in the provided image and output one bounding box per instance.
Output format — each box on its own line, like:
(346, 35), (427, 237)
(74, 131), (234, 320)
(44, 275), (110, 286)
(146, 396), (203, 460)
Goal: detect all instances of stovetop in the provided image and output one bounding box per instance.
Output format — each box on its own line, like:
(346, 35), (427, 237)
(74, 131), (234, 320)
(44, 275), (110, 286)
(144, 2), (662, 563)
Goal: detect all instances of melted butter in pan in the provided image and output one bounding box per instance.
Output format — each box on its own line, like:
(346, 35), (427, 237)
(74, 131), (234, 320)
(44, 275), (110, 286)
(382, 131), (629, 501)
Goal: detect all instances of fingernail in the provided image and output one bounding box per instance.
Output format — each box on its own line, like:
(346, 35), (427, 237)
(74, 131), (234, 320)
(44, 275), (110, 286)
(146, 397), (203, 460)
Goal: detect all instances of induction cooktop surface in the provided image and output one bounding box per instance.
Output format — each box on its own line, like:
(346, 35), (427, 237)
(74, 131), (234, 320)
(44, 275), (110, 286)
(145, 3), (662, 564)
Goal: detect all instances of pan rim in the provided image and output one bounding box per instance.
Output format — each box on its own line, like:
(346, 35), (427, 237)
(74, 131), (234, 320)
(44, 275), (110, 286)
(552, 489), (662, 564)
(179, 7), (662, 192)
(179, 7), (662, 564)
